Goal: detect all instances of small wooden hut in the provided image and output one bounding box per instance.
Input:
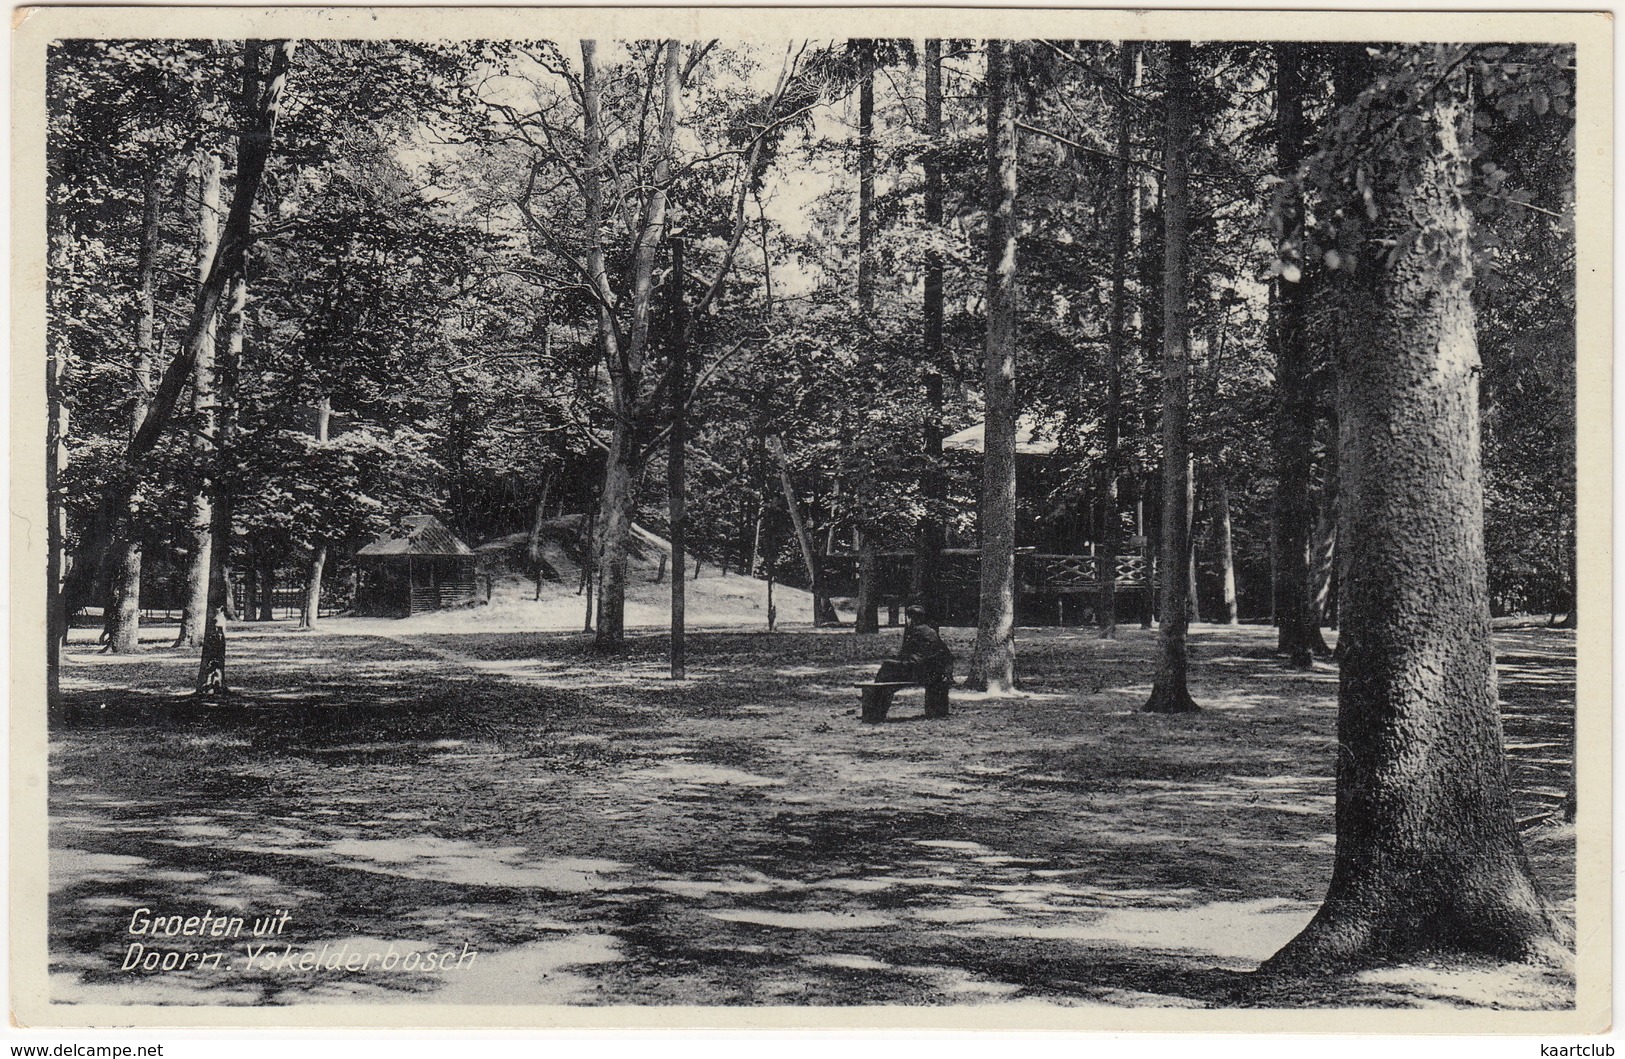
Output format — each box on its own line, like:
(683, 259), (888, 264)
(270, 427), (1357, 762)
(354, 514), (478, 617)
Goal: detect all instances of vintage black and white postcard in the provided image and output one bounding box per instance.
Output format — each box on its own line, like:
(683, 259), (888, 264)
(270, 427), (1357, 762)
(9, 5), (1612, 1033)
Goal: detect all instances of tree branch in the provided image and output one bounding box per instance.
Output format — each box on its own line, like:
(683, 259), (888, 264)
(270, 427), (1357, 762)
(1017, 120), (1164, 176)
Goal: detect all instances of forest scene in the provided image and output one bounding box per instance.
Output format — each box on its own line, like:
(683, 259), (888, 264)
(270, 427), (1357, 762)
(39, 32), (1584, 1013)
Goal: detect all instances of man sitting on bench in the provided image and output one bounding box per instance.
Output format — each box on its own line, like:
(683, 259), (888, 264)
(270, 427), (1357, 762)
(875, 605), (955, 686)
(861, 606), (954, 722)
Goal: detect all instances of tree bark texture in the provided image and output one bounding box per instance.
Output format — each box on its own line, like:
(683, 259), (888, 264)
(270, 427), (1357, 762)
(1143, 42), (1199, 715)
(967, 39), (1019, 695)
(107, 162), (163, 654)
(1266, 46), (1564, 971)
(178, 148), (223, 647)
(1097, 40), (1136, 641)
(1273, 42), (1319, 670)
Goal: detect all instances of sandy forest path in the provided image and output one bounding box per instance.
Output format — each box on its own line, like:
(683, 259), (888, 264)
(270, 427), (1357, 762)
(48, 619), (1577, 1010)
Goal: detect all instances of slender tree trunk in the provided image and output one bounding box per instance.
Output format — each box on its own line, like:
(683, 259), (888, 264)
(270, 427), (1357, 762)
(529, 472), (554, 598)
(587, 38), (680, 649)
(1265, 45), (1564, 972)
(197, 273), (244, 696)
(1144, 487), (1157, 630)
(87, 41), (293, 652)
(668, 233), (687, 679)
(1130, 53), (1152, 637)
(1186, 458), (1201, 624)
(257, 555), (276, 622)
(912, 38), (947, 622)
(1558, 511), (1576, 628)
(107, 163), (163, 655)
(1274, 42), (1318, 670)
(1097, 40), (1135, 640)
(580, 40), (629, 647)
(222, 569), (240, 621)
(299, 396), (332, 630)
(579, 497), (597, 632)
(47, 223), (72, 708)
(853, 49), (881, 635)
(967, 39), (1019, 694)
(1143, 42), (1199, 714)
(245, 552), (259, 622)
(178, 148), (222, 647)
(766, 435), (831, 624)
(747, 483), (764, 577)
(1216, 477), (1238, 625)
(1267, 283), (1283, 635)
(128, 41), (294, 465)
(1308, 459), (1337, 653)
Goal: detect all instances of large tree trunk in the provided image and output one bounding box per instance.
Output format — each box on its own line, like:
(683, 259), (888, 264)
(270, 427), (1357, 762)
(1097, 40), (1136, 641)
(1143, 42), (1199, 715)
(1265, 45), (1564, 973)
(1273, 42), (1319, 670)
(299, 396), (332, 630)
(106, 163), (163, 655)
(852, 49), (881, 636)
(966, 38), (1019, 694)
(178, 148), (223, 647)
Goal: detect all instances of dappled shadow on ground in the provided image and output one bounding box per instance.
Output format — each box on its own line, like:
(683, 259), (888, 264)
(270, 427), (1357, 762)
(48, 621), (1575, 1008)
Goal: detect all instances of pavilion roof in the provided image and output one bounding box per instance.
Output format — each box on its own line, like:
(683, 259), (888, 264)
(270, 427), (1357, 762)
(357, 514), (474, 557)
(942, 414), (1060, 456)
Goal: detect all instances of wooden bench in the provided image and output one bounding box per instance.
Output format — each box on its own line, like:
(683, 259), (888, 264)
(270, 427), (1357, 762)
(856, 681), (950, 724)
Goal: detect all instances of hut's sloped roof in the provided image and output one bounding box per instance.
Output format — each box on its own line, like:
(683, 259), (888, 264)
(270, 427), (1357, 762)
(357, 514), (474, 557)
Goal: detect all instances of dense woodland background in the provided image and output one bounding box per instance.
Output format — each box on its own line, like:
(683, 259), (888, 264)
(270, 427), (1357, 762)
(41, 36), (1585, 979)
(45, 38), (1576, 659)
